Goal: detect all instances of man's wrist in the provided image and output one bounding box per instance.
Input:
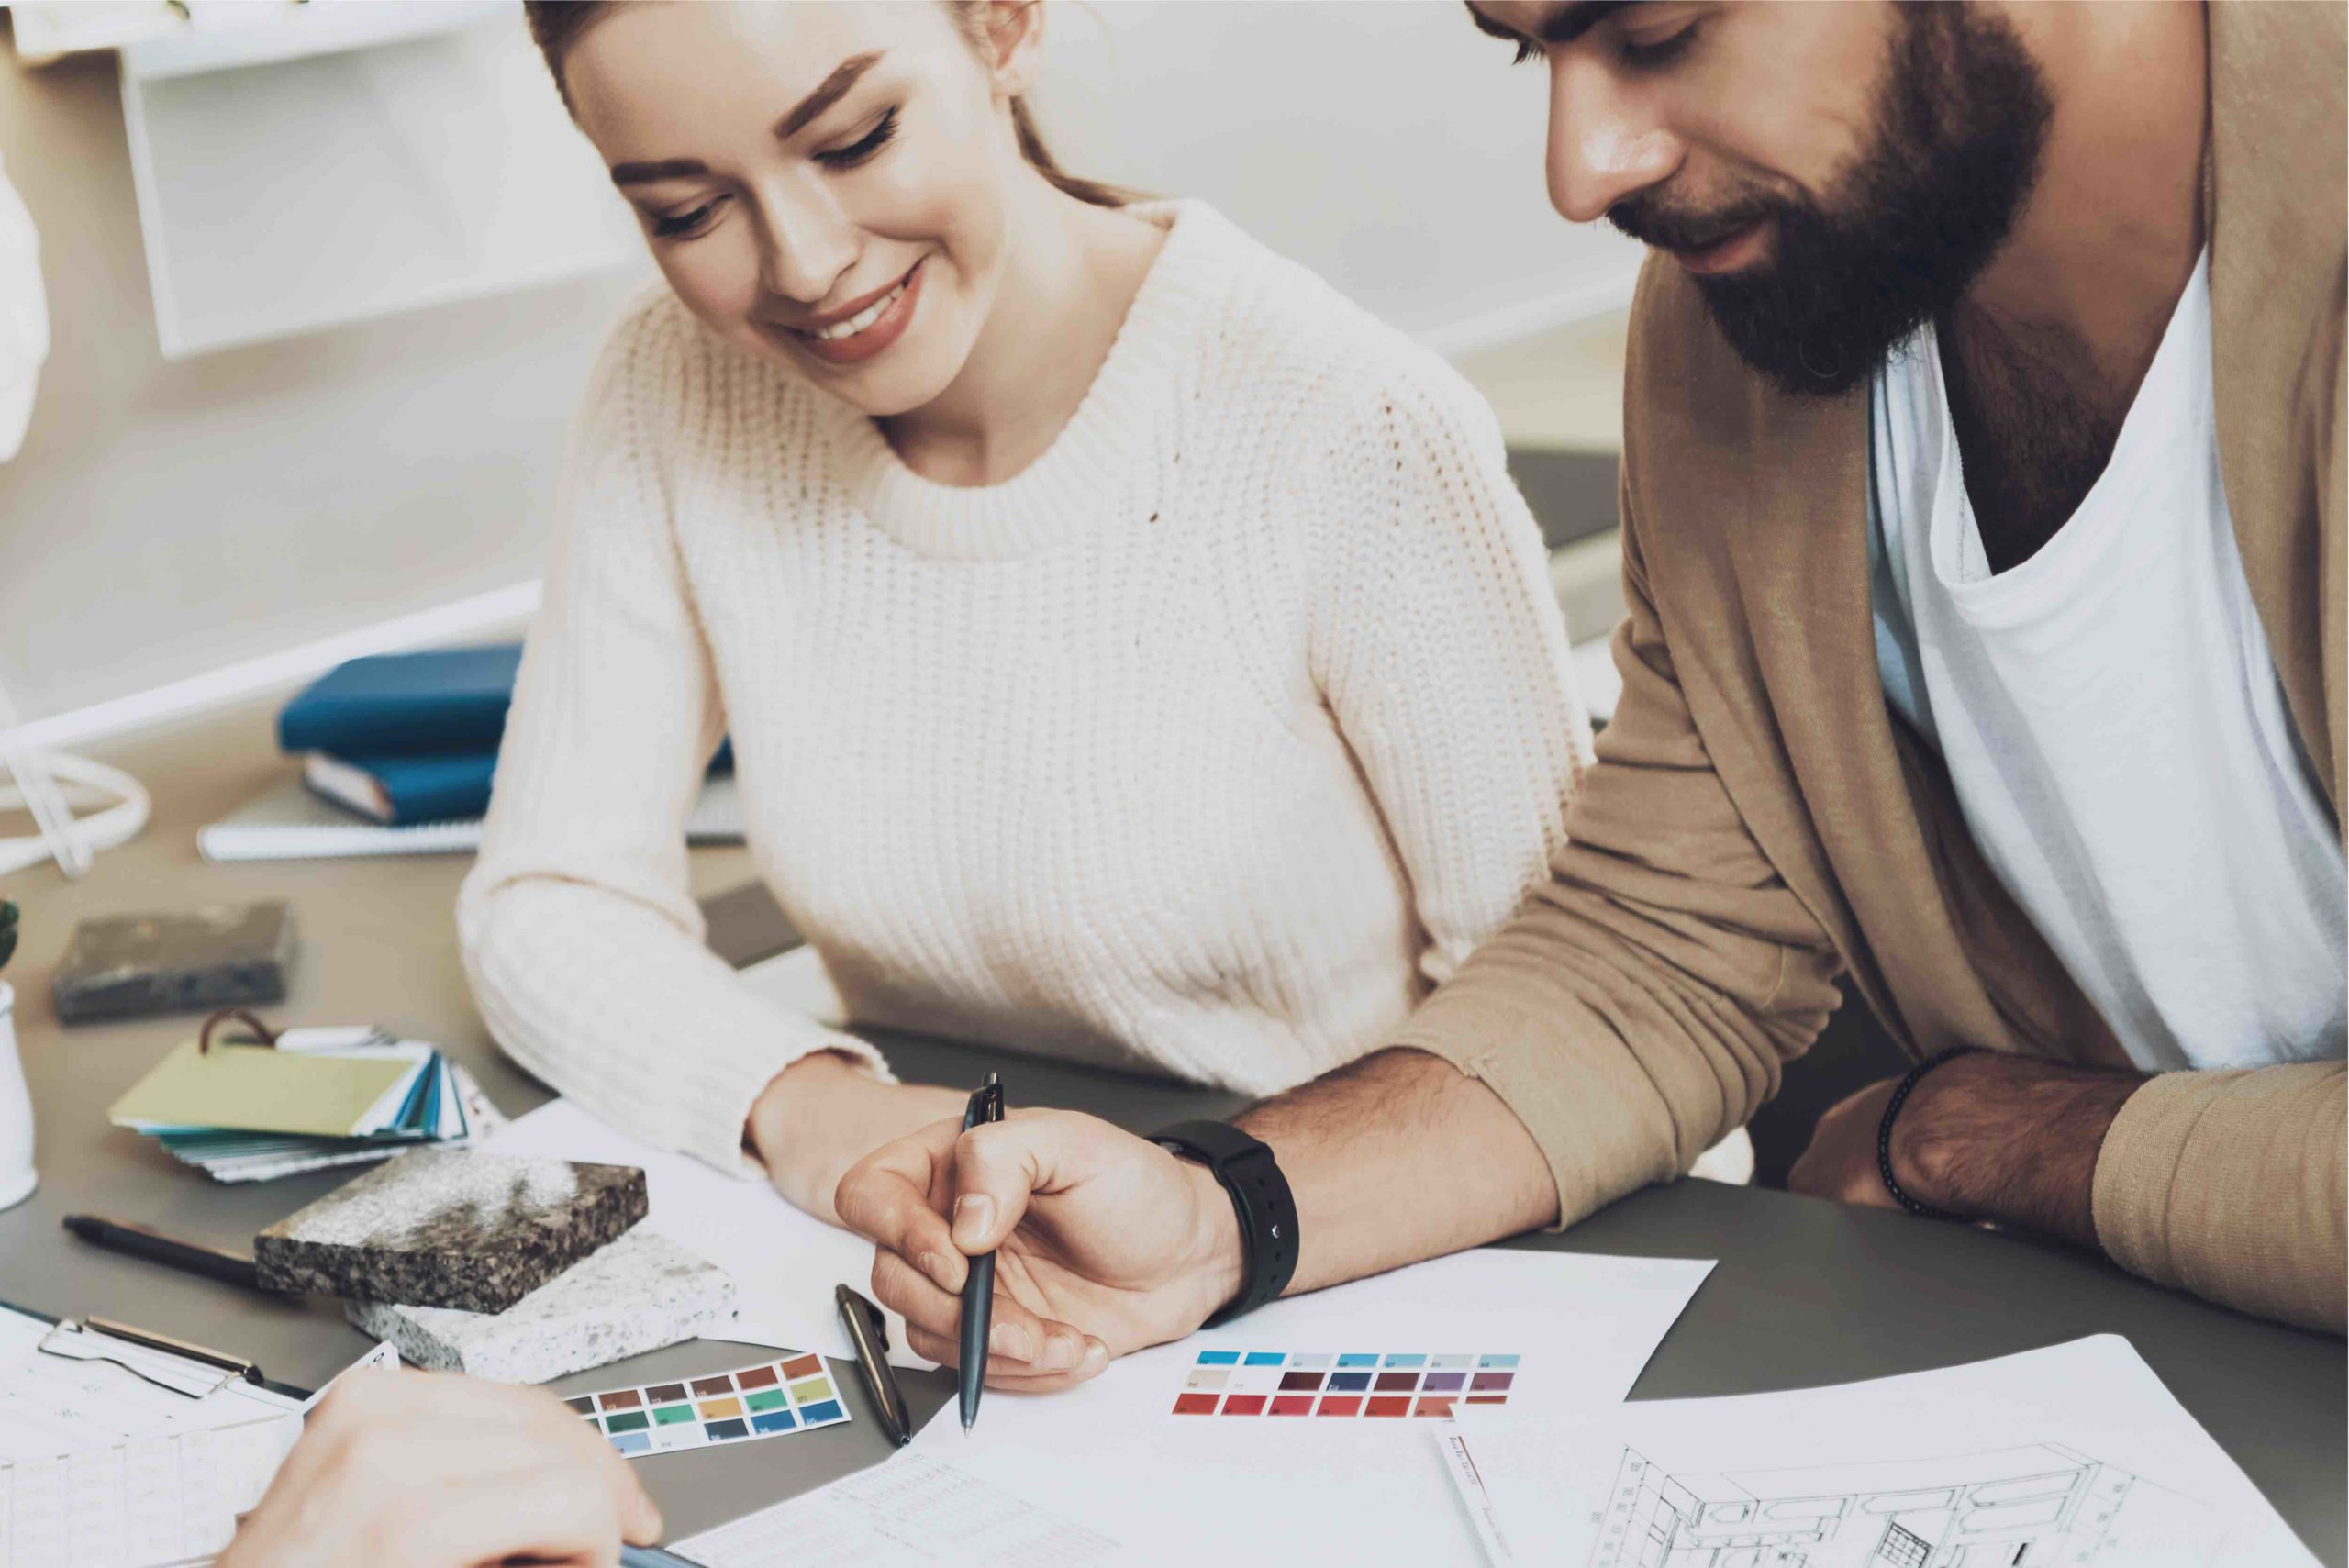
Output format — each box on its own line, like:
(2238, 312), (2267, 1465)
(1887, 1051), (2143, 1245)
(1173, 1154), (1250, 1330)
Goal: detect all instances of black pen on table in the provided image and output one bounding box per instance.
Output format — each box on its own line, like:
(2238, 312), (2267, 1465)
(835, 1282), (911, 1447)
(62, 1213), (263, 1292)
(958, 1070), (1005, 1433)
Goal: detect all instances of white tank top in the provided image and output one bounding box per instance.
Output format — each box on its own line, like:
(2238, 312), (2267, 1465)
(1867, 251), (2345, 1072)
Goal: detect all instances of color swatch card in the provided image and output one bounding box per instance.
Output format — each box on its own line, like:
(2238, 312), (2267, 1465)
(570, 1354), (851, 1458)
(912, 1249), (1716, 1568)
(1174, 1350), (1520, 1419)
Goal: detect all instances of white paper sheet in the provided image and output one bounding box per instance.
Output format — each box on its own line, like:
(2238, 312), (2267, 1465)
(678, 1450), (1129, 1566)
(483, 1100), (877, 1361)
(907, 1249), (1715, 1567)
(1440, 1335), (2317, 1568)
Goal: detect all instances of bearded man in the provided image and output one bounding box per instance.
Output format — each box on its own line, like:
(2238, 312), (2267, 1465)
(839, 1), (2345, 1360)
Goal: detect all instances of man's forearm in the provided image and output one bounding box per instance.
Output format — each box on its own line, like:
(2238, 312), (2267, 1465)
(1234, 1048), (1560, 1296)
(1889, 1051), (2144, 1247)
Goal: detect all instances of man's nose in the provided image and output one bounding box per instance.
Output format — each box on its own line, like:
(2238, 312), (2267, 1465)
(1543, 56), (1681, 224)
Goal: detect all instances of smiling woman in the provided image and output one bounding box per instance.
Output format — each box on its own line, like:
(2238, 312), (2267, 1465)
(458, 0), (1596, 1258)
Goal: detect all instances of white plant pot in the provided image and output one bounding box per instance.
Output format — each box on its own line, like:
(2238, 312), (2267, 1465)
(0, 981), (36, 1210)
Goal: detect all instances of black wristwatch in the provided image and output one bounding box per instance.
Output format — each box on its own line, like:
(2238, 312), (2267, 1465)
(1152, 1120), (1298, 1327)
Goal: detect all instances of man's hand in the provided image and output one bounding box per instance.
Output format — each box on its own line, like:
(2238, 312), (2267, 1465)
(1787, 1051), (2143, 1248)
(835, 1109), (1244, 1388)
(746, 1051), (969, 1226)
(218, 1368), (662, 1568)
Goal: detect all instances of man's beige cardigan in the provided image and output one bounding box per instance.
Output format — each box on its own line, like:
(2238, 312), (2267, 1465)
(1399, 0), (2346, 1333)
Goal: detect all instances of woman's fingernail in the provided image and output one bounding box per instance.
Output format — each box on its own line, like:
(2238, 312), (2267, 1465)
(989, 1322), (1033, 1362)
(919, 1251), (952, 1289)
(953, 1195), (995, 1244)
(1041, 1335), (1078, 1371)
(1082, 1340), (1108, 1370)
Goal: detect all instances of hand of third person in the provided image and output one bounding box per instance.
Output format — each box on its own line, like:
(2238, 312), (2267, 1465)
(835, 1109), (1244, 1388)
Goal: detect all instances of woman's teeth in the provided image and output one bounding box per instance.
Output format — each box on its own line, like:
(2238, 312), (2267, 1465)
(801, 277), (907, 342)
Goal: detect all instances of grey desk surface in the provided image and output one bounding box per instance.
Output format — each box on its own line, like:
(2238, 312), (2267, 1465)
(3, 702), (2342, 1561)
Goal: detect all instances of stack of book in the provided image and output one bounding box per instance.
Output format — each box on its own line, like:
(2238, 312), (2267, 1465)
(106, 1027), (505, 1183)
(200, 643), (740, 862)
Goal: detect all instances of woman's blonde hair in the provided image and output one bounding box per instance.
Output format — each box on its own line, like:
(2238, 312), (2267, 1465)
(522, 0), (1130, 208)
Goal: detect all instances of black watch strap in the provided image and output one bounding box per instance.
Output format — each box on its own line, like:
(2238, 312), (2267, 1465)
(1152, 1120), (1298, 1327)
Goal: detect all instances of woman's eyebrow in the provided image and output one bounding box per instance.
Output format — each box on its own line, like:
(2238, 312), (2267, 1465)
(608, 50), (885, 187)
(773, 50), (884, 142)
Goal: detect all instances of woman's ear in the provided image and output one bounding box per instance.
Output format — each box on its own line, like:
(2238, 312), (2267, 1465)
(974, 0), (1047, 99)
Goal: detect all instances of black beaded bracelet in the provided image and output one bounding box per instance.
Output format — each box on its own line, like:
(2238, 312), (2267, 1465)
(1876, 1045), (1987, 1220)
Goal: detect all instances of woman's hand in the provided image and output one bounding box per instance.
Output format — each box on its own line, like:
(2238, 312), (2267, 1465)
(218, 1369), (662, 1568)
(746, 1051), (968, 1225)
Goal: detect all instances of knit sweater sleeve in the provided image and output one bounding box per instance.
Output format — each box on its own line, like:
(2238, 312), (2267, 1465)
(1310, 354), (1597, 984)
(457, 303), (890, 1179)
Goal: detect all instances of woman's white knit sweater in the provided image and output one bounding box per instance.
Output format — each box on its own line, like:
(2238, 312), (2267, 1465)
(459, 201), (1594, 1178)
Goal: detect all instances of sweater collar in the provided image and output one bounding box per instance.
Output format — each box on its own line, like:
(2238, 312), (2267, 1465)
(817, 199), (1230, 562)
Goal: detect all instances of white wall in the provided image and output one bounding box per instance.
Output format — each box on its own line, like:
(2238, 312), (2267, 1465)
(0, 2), (1636, 735)
(1033, 2), (1639, 348)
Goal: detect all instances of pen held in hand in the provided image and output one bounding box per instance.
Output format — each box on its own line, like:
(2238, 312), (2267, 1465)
(957, 1070), (1004, 1433)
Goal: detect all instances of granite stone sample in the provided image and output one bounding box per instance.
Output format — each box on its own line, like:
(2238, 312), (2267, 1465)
(255, 1150), (647, 1312)
(53, 900), (295, 1022)
(347, 1230), (737, 1384)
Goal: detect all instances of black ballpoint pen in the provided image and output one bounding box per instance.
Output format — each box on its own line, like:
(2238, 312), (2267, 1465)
(63, 1213), (265, 1292)
(958, 1071), (1004, 1433)
(835, 1283), (911, 1447)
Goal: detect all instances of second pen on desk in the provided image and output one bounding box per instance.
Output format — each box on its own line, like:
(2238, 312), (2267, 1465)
(957, 1071), (1004, 1433)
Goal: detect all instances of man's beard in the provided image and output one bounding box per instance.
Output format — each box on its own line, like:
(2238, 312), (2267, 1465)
(1609, 6), (2054, 397)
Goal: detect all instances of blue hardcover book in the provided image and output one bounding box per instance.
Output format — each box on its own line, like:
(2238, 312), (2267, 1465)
(306, 743), (739, 826)
(278, 645), (521, 757)
(306, 751), (498, 825)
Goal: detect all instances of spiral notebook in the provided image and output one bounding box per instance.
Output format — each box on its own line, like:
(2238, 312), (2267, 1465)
(198, 774), (744, 862)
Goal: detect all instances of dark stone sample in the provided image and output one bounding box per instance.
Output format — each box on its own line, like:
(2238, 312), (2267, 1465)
(254, 1150), (646, 1312)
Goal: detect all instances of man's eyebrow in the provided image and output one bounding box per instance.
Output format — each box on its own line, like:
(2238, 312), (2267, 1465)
(773, 50), (884, 142)
(1465, 1), (1635, 48)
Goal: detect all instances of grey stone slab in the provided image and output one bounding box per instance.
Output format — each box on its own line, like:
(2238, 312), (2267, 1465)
(254, 1149), (646, 1312)
(349, 1230), (736, 1384)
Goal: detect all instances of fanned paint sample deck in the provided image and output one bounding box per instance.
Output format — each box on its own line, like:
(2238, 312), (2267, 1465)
(570, 1354), (851, 1456)
(1171, 1350), (1519, 1418)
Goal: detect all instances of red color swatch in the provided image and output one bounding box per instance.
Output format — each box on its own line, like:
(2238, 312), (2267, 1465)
(1365, 1396), (1410, 1418)
(1269, 1396), (1314, 1416)
(1414, 1397), (1455, 1418)
(1173, 1394), (1220, 1415)
(1317, 1396), (1363, 1417)
(1222, 1395), (1268, 1416)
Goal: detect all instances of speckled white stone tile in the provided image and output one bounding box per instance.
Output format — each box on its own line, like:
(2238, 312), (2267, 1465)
(348, 1230), (739, 1384)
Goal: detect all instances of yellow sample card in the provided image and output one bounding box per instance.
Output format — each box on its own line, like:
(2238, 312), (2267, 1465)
(107, 1041), (416, 1138)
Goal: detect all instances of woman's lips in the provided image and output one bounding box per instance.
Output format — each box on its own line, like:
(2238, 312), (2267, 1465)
(777, 260), (926, 367)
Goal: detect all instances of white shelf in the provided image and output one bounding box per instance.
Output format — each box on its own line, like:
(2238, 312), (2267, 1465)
(119, 0), (511, 82)
(117, 3), (645, 359)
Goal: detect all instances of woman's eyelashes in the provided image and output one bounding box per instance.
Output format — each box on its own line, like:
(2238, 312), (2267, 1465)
(815, 106), (901, 171)
(641, 105), (901, 242)
(651, 195), (728, 240)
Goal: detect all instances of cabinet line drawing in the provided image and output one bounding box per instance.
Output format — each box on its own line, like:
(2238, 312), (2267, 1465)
(1586, 1440), (2222, 1567)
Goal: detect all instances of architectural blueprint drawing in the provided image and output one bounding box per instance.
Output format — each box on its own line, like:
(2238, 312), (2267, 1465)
(1435, 1340), (2318, 1568)
(1586, 1441), (2222, 1567)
